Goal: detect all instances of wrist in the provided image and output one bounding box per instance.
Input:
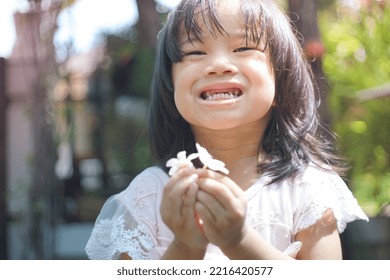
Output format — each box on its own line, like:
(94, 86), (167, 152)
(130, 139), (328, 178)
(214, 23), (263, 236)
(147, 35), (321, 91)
(219, 226), (250, 258)
(172, 238), (207, 259)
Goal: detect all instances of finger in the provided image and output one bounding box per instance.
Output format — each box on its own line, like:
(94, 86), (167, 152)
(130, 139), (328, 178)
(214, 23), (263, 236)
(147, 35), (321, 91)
(165, 166), (196, 191)
(195, 199), (216, 225)
(196, 168), (243, 197)
(196, 189), (224, 218)
(197, 177), (236, 210)
(162, 168), (198, 221)
(197, 177), (247, 223)
(196, 188), (243, 232)
(169, 174), (199, 217)
(182, 182), (198, 218)
(164, 166), (198, 202)
(183, 182), (198, 205)
(169, 173), (198, 198)
(181, 183), (206, 231)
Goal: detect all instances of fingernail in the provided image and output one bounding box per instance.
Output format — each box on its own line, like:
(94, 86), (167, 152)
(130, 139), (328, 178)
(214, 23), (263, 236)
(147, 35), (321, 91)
(189, 174), (198, 182)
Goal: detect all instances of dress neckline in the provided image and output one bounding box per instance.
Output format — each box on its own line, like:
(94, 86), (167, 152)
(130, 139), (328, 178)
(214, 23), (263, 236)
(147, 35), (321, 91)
(244, 174), (269, 201)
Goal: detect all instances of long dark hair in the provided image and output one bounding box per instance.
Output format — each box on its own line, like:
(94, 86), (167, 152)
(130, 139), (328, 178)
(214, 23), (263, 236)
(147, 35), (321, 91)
(148, 0), (345, 183)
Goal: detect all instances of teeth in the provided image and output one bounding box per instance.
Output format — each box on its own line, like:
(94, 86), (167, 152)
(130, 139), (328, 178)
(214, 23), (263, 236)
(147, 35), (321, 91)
(201, 89), (241, 101)
(206, 93), (237, 101)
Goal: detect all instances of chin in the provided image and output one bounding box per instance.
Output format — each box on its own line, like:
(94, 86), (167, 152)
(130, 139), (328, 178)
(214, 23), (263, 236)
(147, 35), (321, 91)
(196, 120), (245, 131)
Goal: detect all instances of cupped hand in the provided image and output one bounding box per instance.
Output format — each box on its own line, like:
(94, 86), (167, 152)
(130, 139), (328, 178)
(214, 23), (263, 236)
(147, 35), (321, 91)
(194, 168), (249, 250)
(160, 166), (209, 251)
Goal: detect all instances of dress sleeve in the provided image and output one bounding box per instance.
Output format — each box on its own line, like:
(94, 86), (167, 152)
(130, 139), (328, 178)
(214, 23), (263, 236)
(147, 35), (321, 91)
(85, 167), (165, 260)
(293, 166), (369, 235)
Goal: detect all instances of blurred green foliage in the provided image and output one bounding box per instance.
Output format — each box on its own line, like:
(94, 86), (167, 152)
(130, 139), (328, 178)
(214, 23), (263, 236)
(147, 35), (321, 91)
(320, 1), (390, 216)
(100, 36), (157, 190)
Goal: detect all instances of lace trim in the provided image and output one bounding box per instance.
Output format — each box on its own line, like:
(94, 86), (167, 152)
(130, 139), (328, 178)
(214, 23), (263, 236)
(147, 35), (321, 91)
(297, 201), (329, 232)
(298, 200), (367, 234)
(85, 215), (154, 260)
(295, 174), (368, 234)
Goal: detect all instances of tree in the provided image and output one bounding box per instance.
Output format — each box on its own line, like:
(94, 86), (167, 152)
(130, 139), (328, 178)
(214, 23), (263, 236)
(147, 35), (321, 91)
(135, 0), (161, 49)
(8, 0), (70, 259)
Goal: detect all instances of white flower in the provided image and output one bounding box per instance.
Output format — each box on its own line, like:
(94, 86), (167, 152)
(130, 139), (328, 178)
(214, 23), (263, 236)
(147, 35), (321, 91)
(195, 143), (229, 175)
(166, 151), (198, 176)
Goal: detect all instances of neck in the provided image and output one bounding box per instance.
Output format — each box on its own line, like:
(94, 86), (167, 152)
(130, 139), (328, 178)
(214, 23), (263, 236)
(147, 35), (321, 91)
(192, 121), (267, 190)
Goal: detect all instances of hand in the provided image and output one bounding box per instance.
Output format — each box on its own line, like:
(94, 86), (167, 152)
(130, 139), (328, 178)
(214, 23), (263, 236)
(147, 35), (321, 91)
(194, 169), (248, 250)
(160, 167), (209, 252)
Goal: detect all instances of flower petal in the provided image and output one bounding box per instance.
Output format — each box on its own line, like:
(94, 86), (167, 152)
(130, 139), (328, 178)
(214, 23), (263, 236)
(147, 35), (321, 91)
(166, 158), (178, 168)
(177, 151), (187, 161)
(168, 166), (179, 176)
(195, 143), (229, 175)
(165, 150), (197, 176)
(187, 153), (199, 161)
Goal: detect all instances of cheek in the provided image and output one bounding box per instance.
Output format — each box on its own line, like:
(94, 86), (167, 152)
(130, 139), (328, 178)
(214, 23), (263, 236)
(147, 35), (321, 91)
(254, 65), (275, 103)
(172, 65), (188, 97)
(172, 64), (194, 109)
(174, 94), (195, 125)
(173, 87), (188, 116)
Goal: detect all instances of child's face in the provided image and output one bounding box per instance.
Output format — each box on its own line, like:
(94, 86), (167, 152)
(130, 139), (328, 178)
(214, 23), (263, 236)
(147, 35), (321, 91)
(172, 0), (275, 131)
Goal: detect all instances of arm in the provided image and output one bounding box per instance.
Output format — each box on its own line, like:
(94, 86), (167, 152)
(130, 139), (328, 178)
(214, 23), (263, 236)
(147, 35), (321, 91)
(295, 209), (342, 259)
(221, 210), (341, 260)
(220, 226), (293, 260)
(160, 239), (207, 260)
(195, 169), (341, 260)
(120, 253), (132, 260)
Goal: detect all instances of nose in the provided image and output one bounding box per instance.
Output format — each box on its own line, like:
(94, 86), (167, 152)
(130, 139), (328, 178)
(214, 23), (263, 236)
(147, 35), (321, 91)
(203, 55), (238, 76)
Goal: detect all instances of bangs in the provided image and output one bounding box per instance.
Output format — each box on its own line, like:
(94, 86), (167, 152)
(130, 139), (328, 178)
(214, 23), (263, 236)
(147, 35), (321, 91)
(166, 0), (269, 63)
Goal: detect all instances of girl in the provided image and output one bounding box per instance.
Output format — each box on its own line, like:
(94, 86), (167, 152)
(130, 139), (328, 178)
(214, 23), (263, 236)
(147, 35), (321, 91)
(85, 0), (368, 260)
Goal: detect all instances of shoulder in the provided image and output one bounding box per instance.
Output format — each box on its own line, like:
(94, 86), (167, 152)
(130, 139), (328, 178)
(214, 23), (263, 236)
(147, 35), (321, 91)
(132, 166), (170, 184)
(287, 163), (368, 233)
(264, 163), (344, 196)
(126, 166), (169, 189)
(294, 163), (344, 188)
(285, 163), (348, 208)
(116, 166), (169, 205)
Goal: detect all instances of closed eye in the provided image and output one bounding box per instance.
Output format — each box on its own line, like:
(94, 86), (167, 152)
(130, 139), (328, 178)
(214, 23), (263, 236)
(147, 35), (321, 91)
(184, 51), (206, 56)
(234, 47), (255, 52)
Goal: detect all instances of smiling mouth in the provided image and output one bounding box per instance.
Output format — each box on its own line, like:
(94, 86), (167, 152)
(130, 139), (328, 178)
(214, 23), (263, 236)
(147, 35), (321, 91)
(200, 88), (243, 101)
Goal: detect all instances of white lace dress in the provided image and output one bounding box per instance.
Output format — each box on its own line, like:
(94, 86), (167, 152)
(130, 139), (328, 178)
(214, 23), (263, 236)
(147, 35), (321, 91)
(84, 165), (368, 260)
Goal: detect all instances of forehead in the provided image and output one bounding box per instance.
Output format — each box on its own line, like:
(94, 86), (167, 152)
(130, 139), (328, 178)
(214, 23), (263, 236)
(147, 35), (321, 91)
(178, 0), (245, 42)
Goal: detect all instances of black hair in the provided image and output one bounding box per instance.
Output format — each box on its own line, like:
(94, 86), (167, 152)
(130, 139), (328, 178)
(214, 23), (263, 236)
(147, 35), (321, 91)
(148, 0), (345, 183)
